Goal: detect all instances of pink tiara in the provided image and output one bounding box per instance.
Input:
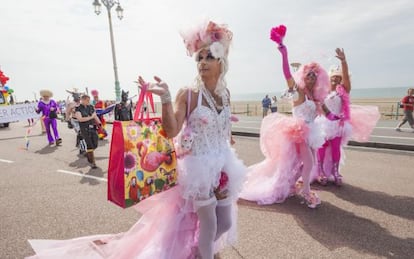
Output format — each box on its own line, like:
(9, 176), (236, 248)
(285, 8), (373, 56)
(181, 21), (233, 57)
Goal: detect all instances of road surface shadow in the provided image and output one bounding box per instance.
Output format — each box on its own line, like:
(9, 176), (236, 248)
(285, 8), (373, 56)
(239, 188), (414, 258)
(69, 154), (90, 168)
(98, 139), (110, 147)
(317, 183), (414, 221)
(78, 167), (105, 186)
(34, 145), (58, 154)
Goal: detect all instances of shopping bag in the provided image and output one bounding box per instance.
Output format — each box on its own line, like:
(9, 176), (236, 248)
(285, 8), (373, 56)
(108, 86), (177, 208)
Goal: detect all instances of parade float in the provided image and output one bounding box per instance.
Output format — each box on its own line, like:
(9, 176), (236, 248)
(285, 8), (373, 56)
(0, 69), (14, 127)
(0, 69), (39, 129)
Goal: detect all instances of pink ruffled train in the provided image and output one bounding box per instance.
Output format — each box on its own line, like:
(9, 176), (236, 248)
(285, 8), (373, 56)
(27, 187), (200, 259)
(240, 113), (324, 205)
(349, 104), (380, 142)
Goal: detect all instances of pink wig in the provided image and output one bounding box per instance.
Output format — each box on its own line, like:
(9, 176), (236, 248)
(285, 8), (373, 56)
(293, 62), (329, 102)
(91, 89), (99, 97)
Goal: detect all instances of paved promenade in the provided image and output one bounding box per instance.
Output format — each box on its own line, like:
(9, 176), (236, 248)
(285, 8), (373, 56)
(232, 116), (414, 151)
(0, 120), (413, 258)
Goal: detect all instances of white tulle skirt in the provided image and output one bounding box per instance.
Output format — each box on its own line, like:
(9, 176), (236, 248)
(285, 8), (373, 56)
(178, 147), (247, 201)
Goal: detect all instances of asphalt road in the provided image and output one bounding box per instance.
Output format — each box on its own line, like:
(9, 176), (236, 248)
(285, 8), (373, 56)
(0, 120), (413, 259)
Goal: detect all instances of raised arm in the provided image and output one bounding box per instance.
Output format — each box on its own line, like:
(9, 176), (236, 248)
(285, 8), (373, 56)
(138, 76), (187, 138)
(336, 48), (351, 93)
(277, 44), (295, 89)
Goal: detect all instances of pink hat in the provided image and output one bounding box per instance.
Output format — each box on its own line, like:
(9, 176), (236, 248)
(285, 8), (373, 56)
(91, 89), (99, 97)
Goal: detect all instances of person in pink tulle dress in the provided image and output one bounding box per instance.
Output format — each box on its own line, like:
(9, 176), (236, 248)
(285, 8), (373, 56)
(240, 25), (329, 209)
(315, 48), (352, 186)
(27, 20), (246, 259)
(314, 48), (380, 186)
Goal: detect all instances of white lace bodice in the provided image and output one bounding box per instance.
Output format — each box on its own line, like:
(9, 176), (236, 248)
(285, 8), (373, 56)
(324, 91), (342, 116)
(187, 90), (231, 155)
(292, 98), (317, 123)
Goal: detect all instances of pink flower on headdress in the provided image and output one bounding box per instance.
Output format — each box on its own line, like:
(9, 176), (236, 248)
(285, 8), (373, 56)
(205, 21), (225, 42)
(270, 25), (287, 44)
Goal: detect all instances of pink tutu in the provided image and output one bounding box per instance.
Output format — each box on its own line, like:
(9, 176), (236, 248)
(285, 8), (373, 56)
(240, 113), (323, 204)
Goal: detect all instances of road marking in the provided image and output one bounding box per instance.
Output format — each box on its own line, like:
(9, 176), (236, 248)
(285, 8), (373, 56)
(0, 159), (14, 163)
(57, 169), (107, 182)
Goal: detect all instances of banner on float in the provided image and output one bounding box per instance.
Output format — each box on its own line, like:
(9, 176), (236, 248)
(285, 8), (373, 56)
(0, 103), (41, 123)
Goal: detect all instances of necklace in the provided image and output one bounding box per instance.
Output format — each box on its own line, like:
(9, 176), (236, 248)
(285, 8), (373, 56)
(202, 87), (223, 112)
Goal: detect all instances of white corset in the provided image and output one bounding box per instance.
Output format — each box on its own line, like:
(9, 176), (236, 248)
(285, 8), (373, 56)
(324, 91), (342, 116)
(187, 91), (231, 155)
(292, 98), (317, 123)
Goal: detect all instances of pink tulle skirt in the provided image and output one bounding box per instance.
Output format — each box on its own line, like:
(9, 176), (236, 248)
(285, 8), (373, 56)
(27, 187), (199, 259)
(240, 113), (324, 205)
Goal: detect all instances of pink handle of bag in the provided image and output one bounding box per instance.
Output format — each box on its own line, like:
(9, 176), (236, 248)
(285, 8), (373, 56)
(134, 83), (156, 121)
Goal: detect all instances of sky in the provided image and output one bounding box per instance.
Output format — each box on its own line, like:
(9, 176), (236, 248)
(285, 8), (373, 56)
(1, 0), (414, 102)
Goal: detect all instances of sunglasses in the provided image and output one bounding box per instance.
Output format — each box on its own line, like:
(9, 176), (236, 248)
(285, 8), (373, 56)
(306, 71), (317, 78)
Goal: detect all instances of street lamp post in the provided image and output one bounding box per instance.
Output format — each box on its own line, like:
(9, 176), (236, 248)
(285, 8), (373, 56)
(92, 0), (124, 102)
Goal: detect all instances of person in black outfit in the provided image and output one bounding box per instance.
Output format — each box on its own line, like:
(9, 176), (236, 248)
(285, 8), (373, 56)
(66, 91), (87, 154)
(75, 94), (102, 168)
(114, 90), (133, 121)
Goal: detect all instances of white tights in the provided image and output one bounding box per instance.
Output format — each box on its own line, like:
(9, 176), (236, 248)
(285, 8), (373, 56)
(215, 197), (233, 241)
(194, 196), (233, 259)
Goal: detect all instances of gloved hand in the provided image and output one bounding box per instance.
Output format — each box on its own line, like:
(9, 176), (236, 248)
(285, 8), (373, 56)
(278, 44), (292, 80)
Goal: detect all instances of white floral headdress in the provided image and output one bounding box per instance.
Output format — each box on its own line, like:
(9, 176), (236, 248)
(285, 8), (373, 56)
(180, 20), (233, 59)
(329, 65), (351, 78)
(329, 65), (343, 77)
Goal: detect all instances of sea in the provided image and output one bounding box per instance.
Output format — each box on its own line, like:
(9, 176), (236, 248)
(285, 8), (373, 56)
(231, 86), (408, 101)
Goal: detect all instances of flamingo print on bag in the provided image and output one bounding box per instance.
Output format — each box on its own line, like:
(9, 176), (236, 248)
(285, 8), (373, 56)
(136, 141), (173, 172)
